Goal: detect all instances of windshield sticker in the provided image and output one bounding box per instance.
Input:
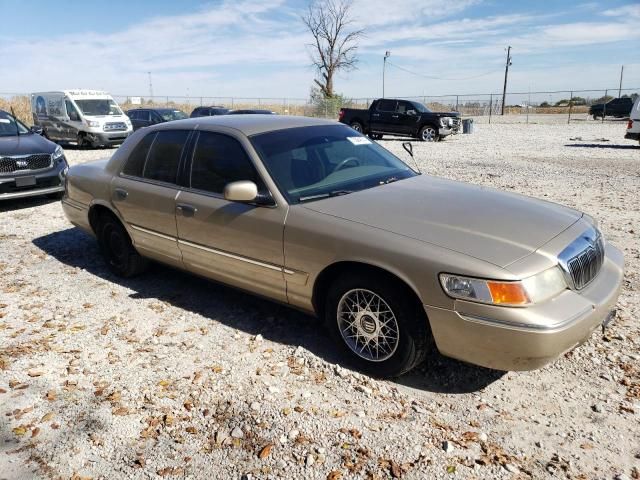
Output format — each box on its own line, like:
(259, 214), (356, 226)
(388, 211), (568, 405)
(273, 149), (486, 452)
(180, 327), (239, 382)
(0, 119), (10, 124)
(346, 136), (371, 145)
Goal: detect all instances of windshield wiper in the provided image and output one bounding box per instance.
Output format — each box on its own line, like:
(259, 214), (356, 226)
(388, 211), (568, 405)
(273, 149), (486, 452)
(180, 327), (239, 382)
(299, 190), (353, 202)
(380, 176), (398, 185)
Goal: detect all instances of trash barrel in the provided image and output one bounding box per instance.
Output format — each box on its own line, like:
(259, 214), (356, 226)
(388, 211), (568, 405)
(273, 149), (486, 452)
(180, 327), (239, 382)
(462, 118), (474, 134)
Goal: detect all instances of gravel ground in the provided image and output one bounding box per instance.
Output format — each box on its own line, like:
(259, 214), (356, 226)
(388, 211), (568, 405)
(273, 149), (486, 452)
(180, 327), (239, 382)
(1, 116), (639, 480)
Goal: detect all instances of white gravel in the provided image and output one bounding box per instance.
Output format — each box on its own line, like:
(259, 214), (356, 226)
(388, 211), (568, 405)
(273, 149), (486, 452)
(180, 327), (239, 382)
(1, 116), (639, 480)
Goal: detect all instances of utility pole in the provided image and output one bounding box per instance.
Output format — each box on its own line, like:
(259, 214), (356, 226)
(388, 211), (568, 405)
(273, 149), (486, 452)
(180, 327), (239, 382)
(501, 46), (512, 115)
(383, 51), (391, 98)
(148, 72), (154, 101)
(618, 65), (624, 97)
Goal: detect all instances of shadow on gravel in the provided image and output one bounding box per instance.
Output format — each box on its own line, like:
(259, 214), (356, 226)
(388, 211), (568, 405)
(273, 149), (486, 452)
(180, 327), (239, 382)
(564, 143), (640, 150)
(0, 196), (60, 213)
(33, 227), (502, 393)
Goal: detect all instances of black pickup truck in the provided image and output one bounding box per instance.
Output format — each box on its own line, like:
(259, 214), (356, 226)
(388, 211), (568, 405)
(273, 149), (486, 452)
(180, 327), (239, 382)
(589, 97), (633, 119)
(338, 98), (461, 141)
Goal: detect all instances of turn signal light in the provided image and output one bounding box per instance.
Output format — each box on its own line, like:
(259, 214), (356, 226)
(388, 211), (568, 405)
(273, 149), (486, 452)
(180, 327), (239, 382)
(487, 281), (530, 305)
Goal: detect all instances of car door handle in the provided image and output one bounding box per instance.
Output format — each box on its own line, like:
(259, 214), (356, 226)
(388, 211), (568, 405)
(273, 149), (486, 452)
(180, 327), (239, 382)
(372, 113), (380, 117)
(392, 115), (399, 118)
(176, 203), (197, 217)
(114, 188), (128, 200)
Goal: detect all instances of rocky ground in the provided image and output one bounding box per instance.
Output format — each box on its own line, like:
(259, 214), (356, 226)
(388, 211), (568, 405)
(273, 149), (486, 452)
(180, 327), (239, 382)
(0, 116), (638, 480)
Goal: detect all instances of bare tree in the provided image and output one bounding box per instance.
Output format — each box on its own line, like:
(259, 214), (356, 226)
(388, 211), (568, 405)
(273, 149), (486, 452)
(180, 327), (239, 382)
(302, 0), (364, 99)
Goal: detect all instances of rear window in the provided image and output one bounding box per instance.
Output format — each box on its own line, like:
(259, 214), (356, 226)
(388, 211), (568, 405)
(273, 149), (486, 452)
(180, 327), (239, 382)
(376, 100), (397, 112)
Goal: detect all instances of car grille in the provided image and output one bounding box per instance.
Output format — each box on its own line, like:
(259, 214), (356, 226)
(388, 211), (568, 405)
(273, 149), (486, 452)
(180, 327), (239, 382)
(561, 232), (605, 290)
(104, 122), (127, 131)
(0, 154), (52, 174)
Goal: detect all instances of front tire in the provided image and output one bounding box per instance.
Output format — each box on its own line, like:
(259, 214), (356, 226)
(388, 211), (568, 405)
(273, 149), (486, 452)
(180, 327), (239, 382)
(418, 125), (438, 142)
(97, 215), (148, 277)
(368, 133), (383, 140)
(325, 272), (430, 377)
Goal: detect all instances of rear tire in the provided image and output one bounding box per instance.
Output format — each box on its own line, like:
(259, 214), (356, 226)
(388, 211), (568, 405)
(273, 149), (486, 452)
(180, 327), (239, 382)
(324, 272), (430, 377)
(350, 122), (364, 133)
(368, 133), (383, 140)
(97, 214), (148, 277)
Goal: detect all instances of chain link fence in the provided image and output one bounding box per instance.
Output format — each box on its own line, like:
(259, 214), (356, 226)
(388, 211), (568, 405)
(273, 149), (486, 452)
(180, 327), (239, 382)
(2, 88), (638, 126)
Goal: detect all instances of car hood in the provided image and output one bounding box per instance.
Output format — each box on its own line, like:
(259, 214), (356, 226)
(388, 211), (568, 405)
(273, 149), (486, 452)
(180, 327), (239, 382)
(0, 133), (55, 156)
(428, 111), (461, 118)
(302, 175), (582, 268)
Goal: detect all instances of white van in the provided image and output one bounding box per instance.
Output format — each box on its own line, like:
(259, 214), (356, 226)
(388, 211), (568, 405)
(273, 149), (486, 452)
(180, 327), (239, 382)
(625, 96), (640, 145)
(31, 90), (132, 148)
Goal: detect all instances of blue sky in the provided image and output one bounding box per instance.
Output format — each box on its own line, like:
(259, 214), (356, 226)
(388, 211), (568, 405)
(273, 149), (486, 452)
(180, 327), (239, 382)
(0, 0), (638, 101)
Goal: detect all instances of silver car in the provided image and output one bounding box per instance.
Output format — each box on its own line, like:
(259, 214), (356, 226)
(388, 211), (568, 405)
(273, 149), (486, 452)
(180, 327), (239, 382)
(61, 115), (624, 377)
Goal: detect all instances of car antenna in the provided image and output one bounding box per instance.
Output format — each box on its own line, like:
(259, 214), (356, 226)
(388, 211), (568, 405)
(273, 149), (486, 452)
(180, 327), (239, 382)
(402, 142), (420, 174)
(10, 106), (19, 137)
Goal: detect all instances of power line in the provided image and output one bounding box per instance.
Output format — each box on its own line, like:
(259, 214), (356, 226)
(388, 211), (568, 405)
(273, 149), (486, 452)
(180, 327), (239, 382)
(386, 61), (502, 81)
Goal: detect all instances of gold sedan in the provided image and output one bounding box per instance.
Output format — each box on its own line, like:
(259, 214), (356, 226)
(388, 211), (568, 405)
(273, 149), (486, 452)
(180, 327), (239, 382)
(61, 115), (624, 377)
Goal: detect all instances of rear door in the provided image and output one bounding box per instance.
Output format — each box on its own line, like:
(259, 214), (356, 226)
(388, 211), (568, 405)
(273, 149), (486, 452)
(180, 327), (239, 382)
(370, 99), (398, 133)
(175, 130), (287, 301)
(111, 129), (192, 268)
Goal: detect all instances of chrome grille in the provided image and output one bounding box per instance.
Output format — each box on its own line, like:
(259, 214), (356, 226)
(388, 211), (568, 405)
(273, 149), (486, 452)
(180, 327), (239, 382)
(0, 154), (52, 174)
(559, 228), (605, 290)
(104, 122), (127, 131)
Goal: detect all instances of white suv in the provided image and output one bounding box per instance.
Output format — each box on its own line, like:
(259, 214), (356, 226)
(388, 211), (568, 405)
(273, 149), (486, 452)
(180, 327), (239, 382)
(625, 96), (640, 145)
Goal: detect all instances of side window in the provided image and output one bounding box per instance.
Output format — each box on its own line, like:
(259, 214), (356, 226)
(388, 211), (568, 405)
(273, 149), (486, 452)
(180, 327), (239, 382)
(143, 130), (190, 184)
(396, 102), (411, 114)
(190, 132), (263, 194)
(377, 100), (397, 112)
(127, 111), (138, 120)
(65, 100), (80, 121)
(122, 132), (156, 177)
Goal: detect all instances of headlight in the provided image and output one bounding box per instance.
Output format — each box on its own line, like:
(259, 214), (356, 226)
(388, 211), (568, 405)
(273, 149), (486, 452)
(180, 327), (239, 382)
(439, 267), (567, 306)
(52, 145), (65, 162)
(440, 117), (453, 127)
(86, 120), (100, 128)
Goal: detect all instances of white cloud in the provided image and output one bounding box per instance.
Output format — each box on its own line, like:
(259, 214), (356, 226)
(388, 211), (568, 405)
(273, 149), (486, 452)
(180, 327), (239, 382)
(603, 4), (640, 19)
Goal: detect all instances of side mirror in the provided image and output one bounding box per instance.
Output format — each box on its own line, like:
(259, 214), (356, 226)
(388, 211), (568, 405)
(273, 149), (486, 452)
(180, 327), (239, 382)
(30, 125), (44, 135)
(402, 142), (414, 158)
(69, 112), (79, 122)
(224, 180), (258, 202)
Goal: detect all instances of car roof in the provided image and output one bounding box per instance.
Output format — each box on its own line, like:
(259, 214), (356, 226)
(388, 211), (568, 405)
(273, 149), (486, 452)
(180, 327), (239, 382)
(156, 115), (339, 136)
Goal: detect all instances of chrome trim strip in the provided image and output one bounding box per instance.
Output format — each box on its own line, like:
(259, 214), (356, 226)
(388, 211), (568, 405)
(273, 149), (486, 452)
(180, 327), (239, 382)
(61, 199), (83, 211)
(458, 307), (592, 332)
(178, 239), (283, 272)
(130, 224), (177, 242)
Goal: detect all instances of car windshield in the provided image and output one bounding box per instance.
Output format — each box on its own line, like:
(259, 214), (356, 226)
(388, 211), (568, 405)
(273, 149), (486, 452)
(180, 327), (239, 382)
(411, 101), (431, 113)
(251, 125), (418, 204)
(0, 111), (30, 137)
(158, 109), (188, 121)
(74, 99), (123, 116)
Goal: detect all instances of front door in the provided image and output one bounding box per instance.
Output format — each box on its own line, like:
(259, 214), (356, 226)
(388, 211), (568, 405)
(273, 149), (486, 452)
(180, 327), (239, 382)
(395, 101), (420, 135)
(175, 130), (287, 302)
(111, 129), (191, 269)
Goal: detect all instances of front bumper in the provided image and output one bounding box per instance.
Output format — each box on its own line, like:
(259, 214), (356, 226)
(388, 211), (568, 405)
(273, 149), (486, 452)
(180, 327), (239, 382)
(425, 244), (624, 371)
(87, 131), (131, 146)
(438, 126), (454, 137)
(624, 131), (639, 141)
(0, 160), (67, 200)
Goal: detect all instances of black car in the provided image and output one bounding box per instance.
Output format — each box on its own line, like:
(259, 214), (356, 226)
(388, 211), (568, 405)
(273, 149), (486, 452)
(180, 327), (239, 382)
(190, 106), (229, 118)
(589, 97), (634, 119)
(126, 108), (188, 131)
(228, 109), (276, 115)
(339, 98), (461, 141)
(0, 110), (68, 200)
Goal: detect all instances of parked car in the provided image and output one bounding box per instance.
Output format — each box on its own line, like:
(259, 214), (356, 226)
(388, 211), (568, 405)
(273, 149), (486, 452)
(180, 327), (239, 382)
(61, 116), (623, 377)
(1, 109), (68, 200)
(190, 106), (229, 118)
(624, 97), (640, 144)
(126, 108), (188, 131)
(31, 90), (132, 147)
(589, 97), (634, 119)
(339, 99), (461, 141)
(228, 109), (276, 115)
